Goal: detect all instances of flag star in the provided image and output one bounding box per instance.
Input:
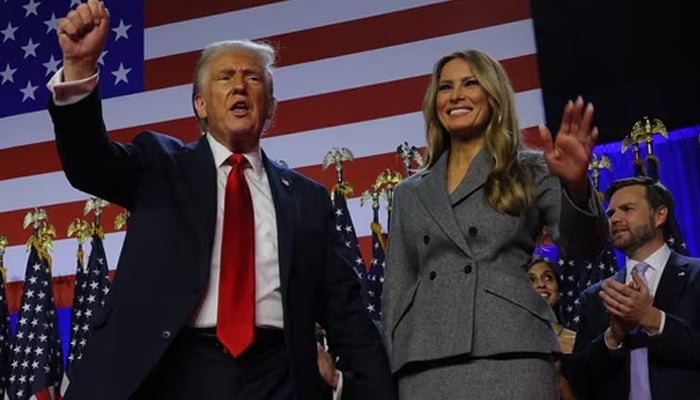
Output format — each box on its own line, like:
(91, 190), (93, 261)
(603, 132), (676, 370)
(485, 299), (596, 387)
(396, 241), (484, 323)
(112, 19), (132, 41)
(20, 80), (38, 101)
(98, 50), (108, 65)
(111, 62), (132, 84)
(1, 21), (18, 42)
(70, 0), (81, 6)
(21, 38), (40, 59)
(1, 63), (17, 84)
(43, 13), (60, 33)
(22, 0), (41, 16)
(42, 54), (61, 76)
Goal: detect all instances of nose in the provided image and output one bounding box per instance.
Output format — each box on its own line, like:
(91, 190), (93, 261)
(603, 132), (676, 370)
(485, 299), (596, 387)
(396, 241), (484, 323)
(231, 74), (247, 94)
(449, 85), (465, 102)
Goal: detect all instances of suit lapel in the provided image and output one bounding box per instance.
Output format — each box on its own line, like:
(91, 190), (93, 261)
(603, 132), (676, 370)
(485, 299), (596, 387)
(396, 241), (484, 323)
(654, 252), (689, 309)
(448, 148), (489, 206)
(263, 152), (295, 302)
(173, 136), (218, 272)
(415, 152), (472, 256)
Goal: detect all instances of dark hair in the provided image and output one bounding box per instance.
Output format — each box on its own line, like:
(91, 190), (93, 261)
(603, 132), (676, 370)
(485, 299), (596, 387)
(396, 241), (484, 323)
(527, 257), (565, 323)
(605, 176), (675, 238)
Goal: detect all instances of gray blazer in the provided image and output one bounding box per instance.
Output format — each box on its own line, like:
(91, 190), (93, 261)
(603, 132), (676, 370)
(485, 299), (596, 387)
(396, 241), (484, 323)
(382, 149), (607, 374)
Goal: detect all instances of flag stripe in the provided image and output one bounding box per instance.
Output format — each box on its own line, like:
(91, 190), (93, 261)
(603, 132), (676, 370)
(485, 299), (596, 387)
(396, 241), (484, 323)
(144, 0), (451, 59)
(144, 0), (531, 91)
(1, 89), (544, 215)
(0, 54), (540, 181)
(1, 124), (536, 283)
(144, 0), (284, 28)
(0, 20), (537, 150)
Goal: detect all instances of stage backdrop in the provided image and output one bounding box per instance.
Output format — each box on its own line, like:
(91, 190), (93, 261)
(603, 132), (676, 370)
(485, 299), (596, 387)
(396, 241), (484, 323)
(0, 0), (545, 290)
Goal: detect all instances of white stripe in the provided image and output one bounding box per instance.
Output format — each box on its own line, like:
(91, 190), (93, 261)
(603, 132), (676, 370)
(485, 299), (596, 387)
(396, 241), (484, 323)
(0, 90), (544, 213)
(3, 197), (374, 281)
(0, 20), (536, 150)
(5, 231), (125, 282)
(145, 0), (452, 59)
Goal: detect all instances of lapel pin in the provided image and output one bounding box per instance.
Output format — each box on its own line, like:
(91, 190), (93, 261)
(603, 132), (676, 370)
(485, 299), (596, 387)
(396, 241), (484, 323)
(281, 178), (290, 187)
(678, 271), (686, 277)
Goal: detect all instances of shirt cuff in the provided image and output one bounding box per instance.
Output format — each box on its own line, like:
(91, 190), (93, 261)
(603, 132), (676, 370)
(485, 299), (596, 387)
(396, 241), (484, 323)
(46, 67), (99, 106)
(647, 311), (666, 336)
(603, 327), (624, 350)
(332, 370), (343, 400)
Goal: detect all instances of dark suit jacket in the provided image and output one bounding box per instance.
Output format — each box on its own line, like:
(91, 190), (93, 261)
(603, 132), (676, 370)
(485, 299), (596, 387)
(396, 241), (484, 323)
(49, 90), (396, 400)
(563, 251), (700, 399)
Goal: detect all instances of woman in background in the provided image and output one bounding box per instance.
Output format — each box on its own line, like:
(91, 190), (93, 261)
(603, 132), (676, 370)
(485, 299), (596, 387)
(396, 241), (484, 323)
(529, 257), (578, 400)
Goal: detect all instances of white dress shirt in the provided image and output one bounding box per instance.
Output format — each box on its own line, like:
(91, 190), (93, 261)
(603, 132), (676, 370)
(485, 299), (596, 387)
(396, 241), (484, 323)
(623, 243), (671, 334)
(190, 134), (283, 328)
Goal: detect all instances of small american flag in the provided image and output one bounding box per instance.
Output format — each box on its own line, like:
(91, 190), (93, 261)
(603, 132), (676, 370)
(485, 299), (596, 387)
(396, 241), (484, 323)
(6, 243), (62, 400)
(365, 221), (386, 322)
(331, 189), (368, 306)
(0, 0), (143, 118)
(0, 262), (11, 398)
(60, 234), (110, 395)
(557, 248), (618, 329)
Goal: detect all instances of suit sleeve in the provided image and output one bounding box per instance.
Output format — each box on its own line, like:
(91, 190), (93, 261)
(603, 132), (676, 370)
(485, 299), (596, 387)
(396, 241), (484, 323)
(380, 182), (417, 363)
(535, 167), (608, 258)
(48, 88), (151, 209)
(315, 187), (398, 400)
(648, 264), (700, 366)
(561, 288), (625, 397)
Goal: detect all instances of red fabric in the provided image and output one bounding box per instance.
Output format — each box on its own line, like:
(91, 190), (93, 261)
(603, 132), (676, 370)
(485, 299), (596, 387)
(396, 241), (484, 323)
(217, 154), (255, 356)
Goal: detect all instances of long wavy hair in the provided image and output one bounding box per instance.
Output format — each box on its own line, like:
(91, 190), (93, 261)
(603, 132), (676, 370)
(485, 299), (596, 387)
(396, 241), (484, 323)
(422, 49), (534, 215)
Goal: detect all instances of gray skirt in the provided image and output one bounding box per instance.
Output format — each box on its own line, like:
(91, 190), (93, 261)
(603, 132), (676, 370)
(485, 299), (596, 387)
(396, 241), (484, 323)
(398, 355), (558, 400)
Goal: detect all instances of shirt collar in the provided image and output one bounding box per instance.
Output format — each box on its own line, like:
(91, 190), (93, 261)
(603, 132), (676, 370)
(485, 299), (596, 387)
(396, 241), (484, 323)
(625, 243), (671, 275)
(205, 133), (264, 176)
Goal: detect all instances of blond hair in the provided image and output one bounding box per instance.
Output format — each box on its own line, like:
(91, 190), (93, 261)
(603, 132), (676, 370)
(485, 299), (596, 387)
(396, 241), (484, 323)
(422, 49), (534, 215)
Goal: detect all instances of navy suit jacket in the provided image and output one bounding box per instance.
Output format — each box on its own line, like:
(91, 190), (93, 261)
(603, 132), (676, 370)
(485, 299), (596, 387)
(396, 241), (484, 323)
(562, 251), (700, 399)
(49, 90), (396, 400)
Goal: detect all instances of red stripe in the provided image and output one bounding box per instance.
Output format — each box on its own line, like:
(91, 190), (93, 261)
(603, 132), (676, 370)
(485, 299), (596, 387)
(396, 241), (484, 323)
(0, 124), (539, 247)
(0, 54), (539, 181)
(144, 0), (531, 91)
(145, 0), (284, 28)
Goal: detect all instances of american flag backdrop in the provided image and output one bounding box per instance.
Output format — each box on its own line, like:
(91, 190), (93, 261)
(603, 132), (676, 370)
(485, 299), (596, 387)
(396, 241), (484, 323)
(0, 0), (546, 308)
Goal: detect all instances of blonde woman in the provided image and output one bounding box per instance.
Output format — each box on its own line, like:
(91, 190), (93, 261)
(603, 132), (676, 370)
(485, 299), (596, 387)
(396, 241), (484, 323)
(381, 49), (607, 399)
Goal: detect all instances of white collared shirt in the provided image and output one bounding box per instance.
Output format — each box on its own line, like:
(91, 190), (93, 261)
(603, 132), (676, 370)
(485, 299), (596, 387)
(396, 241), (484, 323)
(624, 243), (671, 334)
(190, 134), (283, 328)
(624, 244), (671, 296)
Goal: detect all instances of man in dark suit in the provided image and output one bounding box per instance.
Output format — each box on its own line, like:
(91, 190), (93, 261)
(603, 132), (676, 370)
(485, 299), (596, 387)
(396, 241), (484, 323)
(562, 176), (700, 399)
(50, 1), (396, 399)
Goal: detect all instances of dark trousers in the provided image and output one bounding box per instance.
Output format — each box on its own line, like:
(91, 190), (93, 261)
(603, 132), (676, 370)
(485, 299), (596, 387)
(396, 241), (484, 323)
(131, 327), (292, 400)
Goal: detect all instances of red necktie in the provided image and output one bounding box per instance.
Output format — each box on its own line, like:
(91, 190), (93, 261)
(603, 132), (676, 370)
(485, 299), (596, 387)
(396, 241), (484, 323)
(217, 153), (255, 356)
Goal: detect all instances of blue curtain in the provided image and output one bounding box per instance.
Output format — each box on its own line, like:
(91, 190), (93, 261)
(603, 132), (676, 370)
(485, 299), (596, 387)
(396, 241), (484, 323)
(593, 124), (700, 262)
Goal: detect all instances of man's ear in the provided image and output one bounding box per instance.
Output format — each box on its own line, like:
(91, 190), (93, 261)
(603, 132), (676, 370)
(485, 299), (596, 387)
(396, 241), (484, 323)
(266, 96), (277, 120)
(193, 94), (207, 119)
(655, 205), (669, 229)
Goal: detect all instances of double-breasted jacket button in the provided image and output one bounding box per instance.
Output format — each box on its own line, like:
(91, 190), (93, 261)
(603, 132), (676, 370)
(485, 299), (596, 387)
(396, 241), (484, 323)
(463, 264), (472, 274)
(468, 226), (478, 237)
(161, 330), (172, 340)
(423, 235), (430, 245)
(429, 271), (437, 280)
